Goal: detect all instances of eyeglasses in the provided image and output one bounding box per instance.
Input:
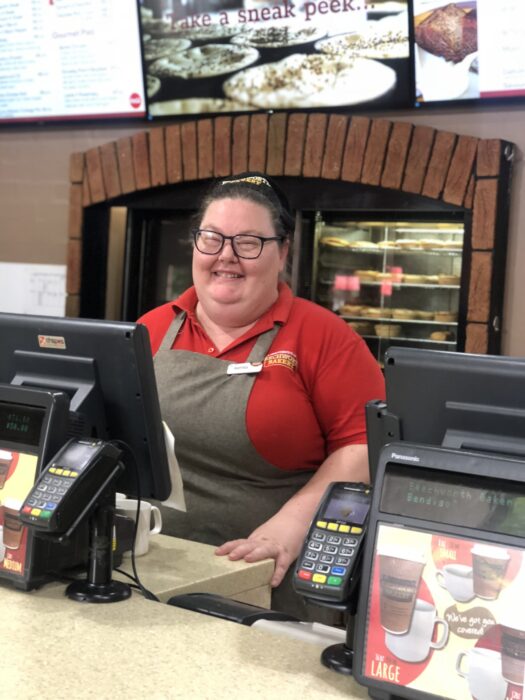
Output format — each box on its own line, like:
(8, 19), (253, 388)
(193, 229), (285, 260)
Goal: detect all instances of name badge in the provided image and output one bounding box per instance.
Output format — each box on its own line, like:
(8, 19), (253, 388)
(227, 362), (263, 376)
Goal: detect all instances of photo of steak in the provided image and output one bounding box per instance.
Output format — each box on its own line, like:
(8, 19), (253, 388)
(415, 3), (478, 63)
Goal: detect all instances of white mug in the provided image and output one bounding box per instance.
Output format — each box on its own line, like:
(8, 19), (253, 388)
(385, 599), (448, 663)
(115, 498), (162, 557)
(456, 647), (507, 700)
(436, 563), (474, 602)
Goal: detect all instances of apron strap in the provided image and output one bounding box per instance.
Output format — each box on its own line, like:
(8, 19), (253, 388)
(158, 310), (280, 361)
(158, 312), (186, 353)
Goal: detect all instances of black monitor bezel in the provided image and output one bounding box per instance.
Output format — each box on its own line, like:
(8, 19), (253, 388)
(0, 313), (171, 501)
(366, 347), (525, 482)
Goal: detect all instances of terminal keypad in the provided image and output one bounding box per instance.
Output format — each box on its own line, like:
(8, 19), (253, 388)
(296, 519), (364, 591)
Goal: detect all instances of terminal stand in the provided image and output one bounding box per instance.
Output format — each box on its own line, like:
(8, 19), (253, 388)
(311, 574), (407, 700)
(21, 438), (132, 603)
(318, 595), (357, 675)
(307, 569), (364, 676)
(66, 488), (131, 603)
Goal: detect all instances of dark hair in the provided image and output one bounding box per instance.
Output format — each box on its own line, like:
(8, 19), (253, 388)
(195, 172), (295, 239)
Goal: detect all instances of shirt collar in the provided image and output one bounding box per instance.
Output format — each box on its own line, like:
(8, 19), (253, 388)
(171, 282), (294, 331)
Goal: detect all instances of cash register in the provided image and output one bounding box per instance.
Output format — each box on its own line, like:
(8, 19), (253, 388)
(351, 348), (525, 700)
(0, 312), (171, 599)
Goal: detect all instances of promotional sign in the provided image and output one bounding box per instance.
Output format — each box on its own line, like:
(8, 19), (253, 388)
(0, 449), (39, 577)
(141, 0), (412, 116)
(0, 0), (146, 123)
(414, 0), (525, 103)
(362, 523), (525, 700)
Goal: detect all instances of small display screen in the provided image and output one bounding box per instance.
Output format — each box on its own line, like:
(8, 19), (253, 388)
(323, 487), (371, 525)
(58, 441), (98, 471)
(0, 401), (45, 448)
(381, 464), (525, 538)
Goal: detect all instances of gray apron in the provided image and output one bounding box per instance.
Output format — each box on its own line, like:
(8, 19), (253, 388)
(153, 312), (336, 621)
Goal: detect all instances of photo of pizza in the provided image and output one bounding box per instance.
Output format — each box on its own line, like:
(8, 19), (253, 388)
(223, 53), (397, 109)
(149, 44), (260, 80)
(315, 13), (409, 60)
(143, 38), (192, 63)
(230, 24), (326, 49)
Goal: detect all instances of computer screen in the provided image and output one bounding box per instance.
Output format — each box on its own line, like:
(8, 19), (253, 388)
(413, 0), (525, 108)
(366, 346), (525, 480)
(142, 0), (413, 118)
(0, 0), (146, 124)
(0, 312), (171, 502)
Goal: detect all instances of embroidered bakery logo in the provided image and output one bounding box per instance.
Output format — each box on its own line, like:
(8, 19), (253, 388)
(264, 351), (298, 372)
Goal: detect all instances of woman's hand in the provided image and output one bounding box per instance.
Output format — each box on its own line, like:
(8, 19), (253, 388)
(216, 445), (370, 588)
(215, 513), (307, 587)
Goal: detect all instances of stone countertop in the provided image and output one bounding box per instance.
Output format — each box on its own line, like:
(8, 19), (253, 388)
(114, 534), (274, 605)
(1, 583), (370, 700)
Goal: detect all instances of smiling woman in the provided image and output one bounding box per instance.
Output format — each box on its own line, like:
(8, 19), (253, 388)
(192, 196), (288, 340)
(138, 172), (385, 620)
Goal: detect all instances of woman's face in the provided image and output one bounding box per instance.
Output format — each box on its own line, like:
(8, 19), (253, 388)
(192, 197), (289, 325)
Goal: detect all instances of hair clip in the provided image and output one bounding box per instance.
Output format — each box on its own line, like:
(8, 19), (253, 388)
(221, 175), (272, 188)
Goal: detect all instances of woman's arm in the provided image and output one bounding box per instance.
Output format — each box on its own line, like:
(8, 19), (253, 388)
(215, 443), (369, 586)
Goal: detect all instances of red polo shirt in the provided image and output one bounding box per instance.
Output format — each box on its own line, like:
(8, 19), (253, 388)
(139, 284), (385, 471)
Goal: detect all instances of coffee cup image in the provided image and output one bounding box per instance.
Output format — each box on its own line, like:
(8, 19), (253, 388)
(2, 497), (24, 550)
(115, 498), (162, 557)
(471, 544), (510, 600)
(500, 608), (525, 686)
(456, 647), (507, 700)
(435, 563), (474, 602)
(385, 599), (449, 663)
(378, 544), (426, 635)
(0, 450), (14, 489)
(0, 524), (5, 564)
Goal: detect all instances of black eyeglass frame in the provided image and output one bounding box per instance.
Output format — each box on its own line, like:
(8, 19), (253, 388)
(193, 229), (286, 260)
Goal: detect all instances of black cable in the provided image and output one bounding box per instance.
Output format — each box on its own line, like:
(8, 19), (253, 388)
(110, 439), (160, 602)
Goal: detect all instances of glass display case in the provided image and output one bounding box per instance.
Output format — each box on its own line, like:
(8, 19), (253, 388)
(312, 215), (465, 365)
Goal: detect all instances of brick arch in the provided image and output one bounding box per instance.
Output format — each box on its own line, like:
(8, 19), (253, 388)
(67, 112), (510, 354)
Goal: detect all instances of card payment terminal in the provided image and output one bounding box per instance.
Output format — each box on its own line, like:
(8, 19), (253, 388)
(0, 383), (87, 590)
(293, 482), (372, 605)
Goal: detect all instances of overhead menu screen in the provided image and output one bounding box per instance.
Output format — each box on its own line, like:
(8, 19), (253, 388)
(413, 0), (525, 104)
(0, 0), (146, 124)
(141, 0), (412, 118)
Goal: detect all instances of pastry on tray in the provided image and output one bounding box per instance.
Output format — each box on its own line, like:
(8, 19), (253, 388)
(438, 274), (461, 285)
(392, 308), (416, 320)
(340, 304), (363, 316)
(430, 330), (454, 341)
(434, 310), (458, 322)
(363, 307), (391, 319)
(416, 310), (435, 320)
(375, 324), (401, 338)
(348, 321), (375, 335)
(321, 236), (349, 247)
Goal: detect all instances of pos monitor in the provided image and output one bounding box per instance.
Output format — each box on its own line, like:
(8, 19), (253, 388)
(0, 312), (171, 600)
(366, 347), (525, 482)
(0, 312), (171, 502)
